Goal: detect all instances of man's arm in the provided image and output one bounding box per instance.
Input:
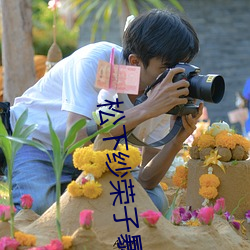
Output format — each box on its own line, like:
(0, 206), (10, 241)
(138, 103), (203, 189)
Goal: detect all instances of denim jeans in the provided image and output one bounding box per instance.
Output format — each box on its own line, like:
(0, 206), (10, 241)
(5, 145), (81, 215)
(131, 169), (169, 215)
(6, 145), (169, 215)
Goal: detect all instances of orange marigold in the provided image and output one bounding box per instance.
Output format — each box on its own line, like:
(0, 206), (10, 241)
(62, 236), (73, 249)
(199, 186), (218, 199)
(215, 131), (237, 149)
(199, 174), (220, 188)
(197, 134), (215, 149)
(14, 231), (36, 247)
(233, 134), (250, 151)
(172, 166), (188, 188)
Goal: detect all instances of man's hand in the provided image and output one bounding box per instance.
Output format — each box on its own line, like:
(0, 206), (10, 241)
(141, 67), (190, 119)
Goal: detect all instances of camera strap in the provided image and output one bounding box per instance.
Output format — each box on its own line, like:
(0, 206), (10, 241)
(126, 116), (183, 147)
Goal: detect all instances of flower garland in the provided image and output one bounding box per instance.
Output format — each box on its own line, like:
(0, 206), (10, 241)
(199, 167), (220, 206)
(172, 165), (188, 189)
(67, 144), (142, 199)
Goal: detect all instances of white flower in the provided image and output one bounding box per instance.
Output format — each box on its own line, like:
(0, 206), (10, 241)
(206, 121), (232, 136)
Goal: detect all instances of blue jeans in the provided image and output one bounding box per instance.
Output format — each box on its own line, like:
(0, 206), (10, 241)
(5, 145), (81, 215)
(5, 145), (169, 215)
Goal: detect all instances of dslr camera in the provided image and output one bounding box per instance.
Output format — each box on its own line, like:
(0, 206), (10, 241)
(135, 63), (225, 116)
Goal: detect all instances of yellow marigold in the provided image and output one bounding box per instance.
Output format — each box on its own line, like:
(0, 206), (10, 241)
(73, 146), (94, 169)
(82, 180), (102, 199)
(197, 134), (215, 149)
(119, 144), (142, 170)
(233, 134), (250, 151)
(172, 166), (188, 188)
(83, 163), (104, 179)
(67, 181), (84, 197)
(14, 231), (36, 247)
(160, 182), (168, 191)
(199, 186), (218, 199)
(185, 218), (201, 227)
(93, 150), (109, 173)
(215, 131), (237, 149)
(199, 174), (220, 188)
(62, 236), (73, 249)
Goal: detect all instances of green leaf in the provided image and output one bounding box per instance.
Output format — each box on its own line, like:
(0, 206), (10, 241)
(6, 136), (52, 161)
(63, 118), (86, 151)
(165, 188), (180, 220)
(47, 114), (63, 174)
(67, 122), (116, 154)
(12, 109), (28, 137)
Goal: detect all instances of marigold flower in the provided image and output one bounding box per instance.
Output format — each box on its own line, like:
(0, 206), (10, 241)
(82, 163), (104, 179)
(20, 194), (33, 209)
(233, 134), (250, 151)
(197, 207), (214, 225)
(14, 231), (36, 247)
(67, 181), (84, 197)
(199, 186), (218, 199)
(160, 182), (168, 191)
(172, 166), (188, 189)
(199, 174), (220, 188)
(197, 134), (215, 149)
(82, 180), (102, 199)
(185, 218), (201, 226)
(215, 131), (237, 149)
(0, 236), (19, 249)
(139, 210), (162, 227)
(79, 210), (94, 229)
(73, 146), (94, 169)
(62, 236), (73, 249)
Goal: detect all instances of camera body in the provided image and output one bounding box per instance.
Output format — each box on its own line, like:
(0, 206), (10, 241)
(135, 63), (225, 116)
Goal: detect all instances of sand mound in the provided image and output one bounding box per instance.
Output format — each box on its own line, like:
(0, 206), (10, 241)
(10, 171), (250, 250)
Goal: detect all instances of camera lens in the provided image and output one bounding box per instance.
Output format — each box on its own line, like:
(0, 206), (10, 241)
(189, 74), (225, 103)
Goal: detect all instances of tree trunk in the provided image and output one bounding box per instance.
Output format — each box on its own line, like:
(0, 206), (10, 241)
(1, 0), (35, 104)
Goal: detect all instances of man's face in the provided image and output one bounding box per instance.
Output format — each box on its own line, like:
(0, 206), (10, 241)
(139, 57), (167, 93)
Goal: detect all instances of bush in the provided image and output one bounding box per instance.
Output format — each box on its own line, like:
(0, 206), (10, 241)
(32, 1), (79, 58)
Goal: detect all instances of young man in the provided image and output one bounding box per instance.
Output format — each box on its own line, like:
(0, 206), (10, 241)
(8, 9), (202, 215)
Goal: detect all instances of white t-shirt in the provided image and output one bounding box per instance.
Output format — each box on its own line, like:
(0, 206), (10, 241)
(10, 41), (170, 149)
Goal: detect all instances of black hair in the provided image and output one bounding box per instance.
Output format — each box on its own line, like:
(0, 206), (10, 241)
(122, 9), (199, 68)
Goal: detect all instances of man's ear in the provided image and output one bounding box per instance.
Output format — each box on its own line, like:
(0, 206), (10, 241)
(128, 54), (140, 66)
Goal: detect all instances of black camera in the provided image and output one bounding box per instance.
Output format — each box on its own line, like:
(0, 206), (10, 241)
(134, 63), (225, 116)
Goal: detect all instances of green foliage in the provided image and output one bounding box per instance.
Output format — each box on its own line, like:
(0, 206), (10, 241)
(32, 1), (79, 57)
(7, 111), (116, 240)
(69, 0), (184, 42)
(0, 109), (38, 238)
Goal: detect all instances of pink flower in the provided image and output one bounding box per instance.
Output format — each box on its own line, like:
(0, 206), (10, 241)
(0, 205), (16, 221)
(171, 208), (182, 225)
(47, 239), (64, 250)
(213, 197), (225, 215)
(81, 177), (88, 185)
(0, 236), (19, 250)
(197, 207), (214, 225)
(48, 0), (61, 11)
(139, 210), (162, 227)
(79, 210), (94, 229)
(20, 194), (33, 209)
